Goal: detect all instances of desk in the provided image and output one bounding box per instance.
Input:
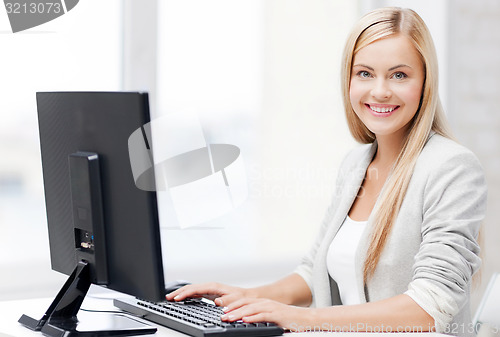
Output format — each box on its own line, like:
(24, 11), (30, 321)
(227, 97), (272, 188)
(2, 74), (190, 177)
(0, 295), (187, 337)
(0, 296), (448, 337)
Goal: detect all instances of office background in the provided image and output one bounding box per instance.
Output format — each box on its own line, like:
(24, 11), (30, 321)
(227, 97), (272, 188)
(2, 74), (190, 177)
(0, 0), (498, 315)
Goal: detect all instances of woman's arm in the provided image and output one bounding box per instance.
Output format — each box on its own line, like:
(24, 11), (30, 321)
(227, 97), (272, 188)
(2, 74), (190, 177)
(309, 294), (434, 332)
(221, 293), (434, 332)
(166, 273), (312, 307)
(247, 273), (312, 306)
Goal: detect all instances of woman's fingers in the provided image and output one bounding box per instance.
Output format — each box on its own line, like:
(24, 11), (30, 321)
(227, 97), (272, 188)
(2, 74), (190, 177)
(165, 282), (225, 301)
(240, 313), (269, 324)
(223, 297), (260, 312)
(166, 282), (253, 306)
(167, 287), (308, 329)
(220, 297), (306, 330)
(221, 298), (273, 322)
(214, 292), (248, 307)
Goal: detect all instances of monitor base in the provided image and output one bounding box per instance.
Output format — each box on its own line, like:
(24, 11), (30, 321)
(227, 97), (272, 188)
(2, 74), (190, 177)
(18, 260), (156, 336)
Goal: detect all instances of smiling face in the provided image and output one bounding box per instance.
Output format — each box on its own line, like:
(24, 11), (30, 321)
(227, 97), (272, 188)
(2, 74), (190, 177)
(349, 34), (425, 142)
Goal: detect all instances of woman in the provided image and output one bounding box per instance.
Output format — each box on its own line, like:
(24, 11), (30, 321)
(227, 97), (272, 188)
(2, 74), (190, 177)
(167, 7), (487, 335)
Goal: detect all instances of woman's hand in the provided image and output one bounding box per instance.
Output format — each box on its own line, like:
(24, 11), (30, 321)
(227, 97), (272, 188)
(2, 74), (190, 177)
(221, 297), (312, 331)
(165, 282), (256, 307)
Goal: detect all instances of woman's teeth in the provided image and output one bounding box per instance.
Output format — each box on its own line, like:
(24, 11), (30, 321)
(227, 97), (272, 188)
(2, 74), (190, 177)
(369, 105), (397, 113)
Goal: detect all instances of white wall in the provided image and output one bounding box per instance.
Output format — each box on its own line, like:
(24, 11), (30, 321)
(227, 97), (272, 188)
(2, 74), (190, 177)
(446, 0), (500, 311)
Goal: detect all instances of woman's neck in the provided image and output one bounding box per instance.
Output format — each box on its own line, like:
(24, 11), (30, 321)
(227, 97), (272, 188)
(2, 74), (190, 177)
(373, 131), (407, 168)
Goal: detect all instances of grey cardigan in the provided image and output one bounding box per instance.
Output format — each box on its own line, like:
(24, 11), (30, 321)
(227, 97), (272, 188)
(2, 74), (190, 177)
(294, 134), (487, 336)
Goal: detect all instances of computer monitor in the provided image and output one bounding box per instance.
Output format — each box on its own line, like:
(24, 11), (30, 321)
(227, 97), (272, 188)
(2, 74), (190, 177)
(19, 92), (166, 336)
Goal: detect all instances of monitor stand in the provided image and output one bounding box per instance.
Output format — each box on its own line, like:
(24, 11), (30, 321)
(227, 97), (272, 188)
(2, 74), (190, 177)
(18, 260), (157, 336)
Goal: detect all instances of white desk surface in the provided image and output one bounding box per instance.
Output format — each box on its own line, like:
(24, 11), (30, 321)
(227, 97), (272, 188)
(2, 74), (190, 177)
(0, 295), (448, 337)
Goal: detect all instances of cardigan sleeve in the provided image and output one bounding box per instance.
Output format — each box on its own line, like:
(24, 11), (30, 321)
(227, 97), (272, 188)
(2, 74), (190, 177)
(404, 149), (487, 333)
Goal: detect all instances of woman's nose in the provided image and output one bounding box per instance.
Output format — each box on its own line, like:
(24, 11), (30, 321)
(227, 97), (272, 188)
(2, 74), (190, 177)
(370, 79), (392, 100)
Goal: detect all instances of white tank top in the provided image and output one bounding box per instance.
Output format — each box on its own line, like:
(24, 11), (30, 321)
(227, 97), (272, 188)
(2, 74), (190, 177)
(326, 215), (368, 305)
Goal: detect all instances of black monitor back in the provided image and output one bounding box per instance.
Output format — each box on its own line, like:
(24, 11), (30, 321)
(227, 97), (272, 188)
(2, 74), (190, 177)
(37, 91), (165, 302)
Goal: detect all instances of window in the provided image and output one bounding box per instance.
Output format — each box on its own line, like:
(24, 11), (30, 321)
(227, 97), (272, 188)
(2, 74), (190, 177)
(0, 0), (122, 300)
(156, 0), (357, 285)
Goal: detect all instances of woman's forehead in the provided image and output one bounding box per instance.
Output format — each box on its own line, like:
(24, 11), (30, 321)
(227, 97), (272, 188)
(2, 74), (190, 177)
(353, 34), (422, 70)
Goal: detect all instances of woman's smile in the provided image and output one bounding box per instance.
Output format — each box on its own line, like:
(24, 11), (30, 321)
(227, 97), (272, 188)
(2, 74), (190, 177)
(365, 103), (400, 117)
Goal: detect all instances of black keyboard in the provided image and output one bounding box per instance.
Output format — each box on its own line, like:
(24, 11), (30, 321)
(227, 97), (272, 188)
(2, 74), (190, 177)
(114, 297), (284, 337)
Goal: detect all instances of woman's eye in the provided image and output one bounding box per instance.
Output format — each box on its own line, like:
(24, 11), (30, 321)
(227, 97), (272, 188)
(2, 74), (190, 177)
(357, 71), (371, 78)
(392, 72), (407, 80)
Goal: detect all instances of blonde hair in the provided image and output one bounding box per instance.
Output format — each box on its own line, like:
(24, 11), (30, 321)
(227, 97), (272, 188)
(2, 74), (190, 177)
(340, 7), (455, 281)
